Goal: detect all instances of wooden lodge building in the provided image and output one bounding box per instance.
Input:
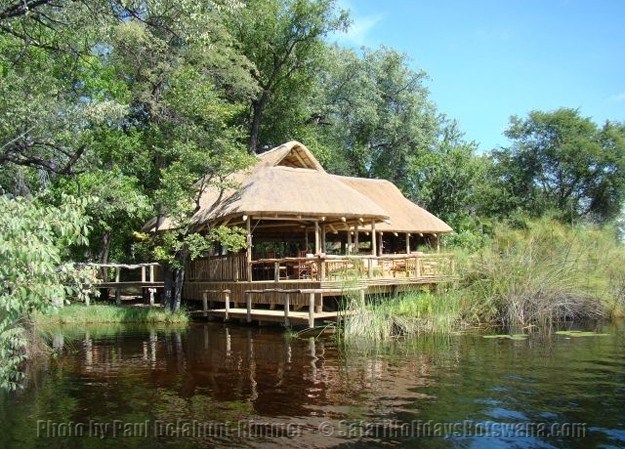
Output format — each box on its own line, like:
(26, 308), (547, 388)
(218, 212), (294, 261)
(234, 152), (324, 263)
(146, 141), (455, 326)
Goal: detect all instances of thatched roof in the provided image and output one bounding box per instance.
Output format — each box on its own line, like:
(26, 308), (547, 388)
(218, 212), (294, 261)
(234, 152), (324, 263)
(334, 176), (453, 234)
(146, 142), (389, 231)
(144, 141), (452, 235)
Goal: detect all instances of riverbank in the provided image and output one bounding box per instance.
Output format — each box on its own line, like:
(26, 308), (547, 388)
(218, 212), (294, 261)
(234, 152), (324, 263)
(341, 220), (625, 343)
(33, 304), (190, 327)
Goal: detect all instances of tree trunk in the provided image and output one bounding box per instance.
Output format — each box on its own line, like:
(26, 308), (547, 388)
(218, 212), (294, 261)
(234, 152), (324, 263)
(162, 263), (173, 310)
(248, 89), (270, 154)
(172, 267), (185, 313)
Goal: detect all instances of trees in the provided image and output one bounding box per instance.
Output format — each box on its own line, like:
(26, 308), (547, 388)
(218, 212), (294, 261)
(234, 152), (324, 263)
(313, 46), (439, 193)
(487, 108), (625, 223)
(227, 0), (348, 153)
(0, 196), (95, 389)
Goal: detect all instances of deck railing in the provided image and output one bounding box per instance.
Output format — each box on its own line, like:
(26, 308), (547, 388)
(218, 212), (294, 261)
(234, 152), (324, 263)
(189, 253), (454, 283)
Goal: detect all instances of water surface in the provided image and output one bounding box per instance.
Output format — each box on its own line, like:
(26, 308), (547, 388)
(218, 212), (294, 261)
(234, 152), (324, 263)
(1, 322), (623, 448)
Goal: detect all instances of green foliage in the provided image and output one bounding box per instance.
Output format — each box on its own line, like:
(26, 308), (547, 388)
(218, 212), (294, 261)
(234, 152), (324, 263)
(485, 108), (625, 223)
(459, 219), (625, 326)
(0, 195), (96, 389)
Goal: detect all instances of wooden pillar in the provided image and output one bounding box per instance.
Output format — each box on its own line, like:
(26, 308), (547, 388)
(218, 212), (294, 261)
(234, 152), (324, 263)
(371, 220), (377, 257)
(406, 233), (411, 254)
(141, 266), (146, 282)
(347, 231), (352, 254)
(245, 291), (252, 323)
(304, 229), (309, 252)
(379, 232), (384, 255)
(246, 216), (253, 281)
(202, 291), (208, 314)
(308, 292), (315, 328)
(149, 264), (155, 283)
(115, 288), (121, 306)
(224, 290), (230, 320)
(435, 233), (440, 252)
(354, 225), (359, 254)
(284, 293), (290, 327)
(314, 221), (320, 254)
(321, 225), (326, 253)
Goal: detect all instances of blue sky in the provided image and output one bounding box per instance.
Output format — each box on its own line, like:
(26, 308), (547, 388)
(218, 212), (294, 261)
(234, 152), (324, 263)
(330, 0), (625, 152)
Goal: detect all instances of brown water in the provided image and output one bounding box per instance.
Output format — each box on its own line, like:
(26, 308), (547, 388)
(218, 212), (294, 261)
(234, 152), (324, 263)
(0, 322), (624, 449)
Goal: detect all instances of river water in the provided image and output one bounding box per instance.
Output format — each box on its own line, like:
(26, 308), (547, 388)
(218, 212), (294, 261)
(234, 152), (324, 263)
(0, 321), (623, 449)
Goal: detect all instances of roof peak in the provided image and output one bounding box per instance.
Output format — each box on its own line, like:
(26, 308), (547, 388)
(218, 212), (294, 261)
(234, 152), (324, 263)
(258, 141), (324, 172)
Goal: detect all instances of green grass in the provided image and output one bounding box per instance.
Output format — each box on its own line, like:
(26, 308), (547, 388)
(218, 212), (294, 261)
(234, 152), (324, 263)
(33, 304), (190, 327)
(459, 219), (625, 326)
(338, 219), (625, 345)
(339, 290), (466, 344)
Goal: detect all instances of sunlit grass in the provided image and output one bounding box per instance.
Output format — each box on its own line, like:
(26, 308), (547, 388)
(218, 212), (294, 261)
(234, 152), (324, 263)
(33, 304), (190, 327)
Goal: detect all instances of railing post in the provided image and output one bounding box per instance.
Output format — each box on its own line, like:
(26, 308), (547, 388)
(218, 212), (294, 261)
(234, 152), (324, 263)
(245, 292), (252, 323)
(284, 293), (290, 327)
(319, 256), (325, 281)
(308, 292), (315, 328)
(224, 290), (230, 320)
(149, 264), (155, 283)
(115, 267), (120, 283)
(367, 257), (373, 278)
(274, 262), (280, 281)
(141, 266), (146, 283)
(202, 291), (208, 314)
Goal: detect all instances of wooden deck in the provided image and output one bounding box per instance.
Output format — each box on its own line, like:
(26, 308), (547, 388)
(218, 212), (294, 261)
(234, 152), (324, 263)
(194, 308), (345, 327)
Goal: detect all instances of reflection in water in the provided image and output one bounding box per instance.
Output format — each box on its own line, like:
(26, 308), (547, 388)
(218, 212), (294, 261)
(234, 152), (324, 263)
(0, 322), (623, 448)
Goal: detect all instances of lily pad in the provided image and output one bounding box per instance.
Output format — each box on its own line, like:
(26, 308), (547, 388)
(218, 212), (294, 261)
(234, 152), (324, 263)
(555, 330), (609, 338)
(483, 334), (528, 340)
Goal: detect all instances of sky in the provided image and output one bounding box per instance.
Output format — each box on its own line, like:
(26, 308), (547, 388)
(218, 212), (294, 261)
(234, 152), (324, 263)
(330, 0), (625, 152)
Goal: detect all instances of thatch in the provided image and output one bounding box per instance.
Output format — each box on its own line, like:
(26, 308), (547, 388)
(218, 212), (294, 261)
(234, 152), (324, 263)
(146, 142), (388, 231)
(144, 141), (452, 235)
(334, 176), (453, 234)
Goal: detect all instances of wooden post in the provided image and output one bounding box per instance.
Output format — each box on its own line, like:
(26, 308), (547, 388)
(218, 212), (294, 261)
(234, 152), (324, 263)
(367, 257), (373, 278)
(115, 267), (120, 283)
(406, 233), (410, 254)
(347, 231), (352, 254)
(308, 292), (315, 328)
(354, 225), (359, 254)
(202, 291), (208, 314)
(115, 288), (121, 306)
(274, 261), (280, 281)
(224, 290), (230, 320)
(435, 234), (440, 252)
(304, 229), (309, 252)
(379, 232), (384, 255)
(245, 291), (252, 323)
(371, 220), (377, 257)
(314, 221), (320, 254)
(149, 264), (155, 283)
(284, 293), (290, 327)
(141, 266), (146, 282)
(319, 255), (326, 281)
(149, 288), (155, 306)
(321, 225), (326, 253)
(246, 216), (253, 281)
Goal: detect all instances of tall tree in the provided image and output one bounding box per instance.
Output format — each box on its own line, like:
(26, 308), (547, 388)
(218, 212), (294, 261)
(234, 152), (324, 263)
(490, 108), (625, 223)
(313, 46), (439, 194)
(227, 0), (348, 153)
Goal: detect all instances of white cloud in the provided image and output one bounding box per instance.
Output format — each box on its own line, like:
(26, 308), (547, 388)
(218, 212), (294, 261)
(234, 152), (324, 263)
(329, 0), (384, 47)
(609, 92), (625, 103)
(342, 14), (384, 46)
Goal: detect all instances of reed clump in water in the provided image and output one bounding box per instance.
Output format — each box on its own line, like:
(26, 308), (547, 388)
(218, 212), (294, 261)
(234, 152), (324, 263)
(459, 219), (624, 326)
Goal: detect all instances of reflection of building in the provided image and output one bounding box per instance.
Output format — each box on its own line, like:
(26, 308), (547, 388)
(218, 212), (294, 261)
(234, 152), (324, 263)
(144, 142), (455, 316)
(73, 325), (443, 418)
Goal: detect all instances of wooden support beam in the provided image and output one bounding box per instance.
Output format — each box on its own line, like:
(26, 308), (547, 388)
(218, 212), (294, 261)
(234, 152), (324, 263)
(246, 216), (253, 281)
(371, 220), (377, 256)
(314, 221), (320, 254)
(406, 233), (410, 254)
(141, 266), (146, 282)
(284, 293), (290, 326)
(308, 292), (315, 328)
(245, 291), (252, 323)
